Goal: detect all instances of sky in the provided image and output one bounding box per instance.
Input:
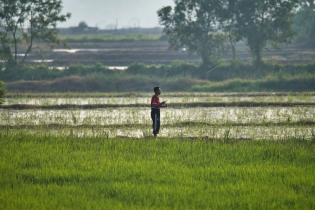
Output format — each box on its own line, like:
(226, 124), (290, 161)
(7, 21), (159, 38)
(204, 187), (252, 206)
(58, 0), (175, 29)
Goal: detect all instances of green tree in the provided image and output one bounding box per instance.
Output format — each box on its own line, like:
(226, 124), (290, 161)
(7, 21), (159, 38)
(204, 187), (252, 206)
(0, 80), (5, 104)
(293, 0), (315, 46)
(0, 0), (25, 63)
(78, 21), (88, 29)
(220, 0), (238, 60)
(0, 0), (71, 64)
(298, 0), (314, 7)
(157, 0), (229, 66)
(0, 31), (14, 65)
(230, 0), (298, 65)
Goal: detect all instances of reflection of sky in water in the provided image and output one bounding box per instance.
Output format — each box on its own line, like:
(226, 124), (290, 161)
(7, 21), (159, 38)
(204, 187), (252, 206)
(4, 96), (315, 105)
(1, 107), (314, 126)
(1, 103), (314, 139)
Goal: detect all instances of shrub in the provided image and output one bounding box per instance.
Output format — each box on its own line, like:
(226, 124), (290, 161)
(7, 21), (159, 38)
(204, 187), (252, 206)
(125, 61), (198, 78)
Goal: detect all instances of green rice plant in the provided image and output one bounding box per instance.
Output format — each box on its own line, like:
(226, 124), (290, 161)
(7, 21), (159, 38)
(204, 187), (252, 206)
(71, 112), (77, 125)
(1, 94), (315, 141)
(0, 133), (315, 209)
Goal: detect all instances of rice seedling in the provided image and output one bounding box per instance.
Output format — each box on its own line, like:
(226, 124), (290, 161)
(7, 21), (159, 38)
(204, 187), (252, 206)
(1, 93), (314, 140)
(0, 92), (315, 208)
(0, 132), (314, 209)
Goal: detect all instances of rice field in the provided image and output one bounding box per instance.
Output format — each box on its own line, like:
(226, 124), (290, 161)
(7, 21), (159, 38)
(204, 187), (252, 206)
(3, 92), (315, 105)
(1, 92), (315, 209)
(1, 92), (315, 140)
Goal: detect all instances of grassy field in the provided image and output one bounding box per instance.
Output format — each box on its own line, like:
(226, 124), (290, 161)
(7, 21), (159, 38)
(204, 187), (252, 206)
(0, 133), (315, 209)
(1, 93), (315, 209)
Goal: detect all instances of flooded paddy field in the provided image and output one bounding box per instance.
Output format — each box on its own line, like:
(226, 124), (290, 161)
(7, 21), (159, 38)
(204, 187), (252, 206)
(20, 41), (315, 66)
(1, 92), (314, 140)
(4, 92), (315, 105)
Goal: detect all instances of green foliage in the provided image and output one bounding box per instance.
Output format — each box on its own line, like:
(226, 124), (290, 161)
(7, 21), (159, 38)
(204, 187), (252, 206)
(157, 0), (229, 66)
(0, 0), (71, 64)
(78, 21), (88, 29)
(158, 0), (299, 65)
(0, 80), (6, 104)
(0, 134), (315, 209)
(124, 60), (293, 82)
(5, 70), (315, 93)
(0, 63), (116, 82)
(0, 33), (14, 64)
(231, 0), (298, 65)
(191, 73), (315, 92)
(2, 61), (315, 92)
(281, 60), (315, 78)
(125, 61), (198, 78)
(293, 5), (315, 46)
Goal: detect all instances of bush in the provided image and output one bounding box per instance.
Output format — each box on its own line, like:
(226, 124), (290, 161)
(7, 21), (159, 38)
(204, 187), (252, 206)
(2, 60), (315, 93)
(0, 80), (6, 104)
(190, 73), (315, 92)
(125, 61), (198, 78)
(0, 63), (116, 82)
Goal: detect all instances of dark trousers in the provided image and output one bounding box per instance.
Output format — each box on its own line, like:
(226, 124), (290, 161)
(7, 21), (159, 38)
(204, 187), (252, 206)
(151, 109), (160, 135)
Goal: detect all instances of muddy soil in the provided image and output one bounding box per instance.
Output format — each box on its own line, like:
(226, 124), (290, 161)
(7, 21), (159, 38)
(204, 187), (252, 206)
(20, 41), (315, 67)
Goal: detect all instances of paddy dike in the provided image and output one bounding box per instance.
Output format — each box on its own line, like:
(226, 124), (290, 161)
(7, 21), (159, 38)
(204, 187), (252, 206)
(22, 41), (315, 67)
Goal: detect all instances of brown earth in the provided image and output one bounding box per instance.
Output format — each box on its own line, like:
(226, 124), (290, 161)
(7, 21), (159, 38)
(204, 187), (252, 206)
(21, 41), (315, 67)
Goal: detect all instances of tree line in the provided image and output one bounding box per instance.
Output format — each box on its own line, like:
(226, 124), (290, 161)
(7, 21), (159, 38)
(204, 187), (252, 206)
(0, 0), (71, 65)
(0, 0), (314, 67)
(158, 0), (315, 66)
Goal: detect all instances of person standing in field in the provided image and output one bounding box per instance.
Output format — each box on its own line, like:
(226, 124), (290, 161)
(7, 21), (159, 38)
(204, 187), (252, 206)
(151, 87), (167, 137)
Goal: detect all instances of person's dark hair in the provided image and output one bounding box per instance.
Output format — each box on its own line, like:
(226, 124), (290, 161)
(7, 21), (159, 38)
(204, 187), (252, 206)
(154, 87), (160, 93)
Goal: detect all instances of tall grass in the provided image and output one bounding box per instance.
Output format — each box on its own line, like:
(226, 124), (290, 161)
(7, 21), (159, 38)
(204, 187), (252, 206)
(1, 93), (314, 208)
(0, 133), (314, 209)
(191, 73), (315, 92)
(2, 60), (315, 83)
(1, 60), (315, 92)
(4, 73), (315, 92)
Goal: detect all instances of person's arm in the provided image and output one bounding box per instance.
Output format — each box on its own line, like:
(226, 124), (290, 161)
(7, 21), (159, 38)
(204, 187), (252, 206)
(160, 101), (167, 108)
(152, 101), (167, 108)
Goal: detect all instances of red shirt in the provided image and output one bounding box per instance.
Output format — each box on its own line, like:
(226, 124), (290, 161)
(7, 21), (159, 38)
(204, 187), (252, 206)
(151, 95), (161, 109)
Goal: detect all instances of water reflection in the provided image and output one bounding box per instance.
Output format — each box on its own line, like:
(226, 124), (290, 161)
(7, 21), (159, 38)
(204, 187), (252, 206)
(1, 107), (314, 126)
(1, 96), (314, 139)
(53, 49), (116, 53)
(4, 95), (315, 105)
